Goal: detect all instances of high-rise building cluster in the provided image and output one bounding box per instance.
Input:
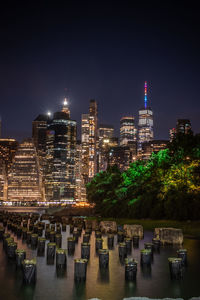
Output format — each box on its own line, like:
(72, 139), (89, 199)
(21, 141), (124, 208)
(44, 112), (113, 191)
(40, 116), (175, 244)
(169, 119), (192, 141)
(0, 82), (193, 205)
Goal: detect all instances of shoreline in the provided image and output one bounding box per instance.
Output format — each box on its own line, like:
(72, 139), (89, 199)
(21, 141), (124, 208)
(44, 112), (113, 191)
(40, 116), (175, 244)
(1, 206), (200, 239)
(85, 217), (200, 240)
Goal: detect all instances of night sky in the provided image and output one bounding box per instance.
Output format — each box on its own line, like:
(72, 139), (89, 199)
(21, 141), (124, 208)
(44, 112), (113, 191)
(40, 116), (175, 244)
(0, 2), (199, 141)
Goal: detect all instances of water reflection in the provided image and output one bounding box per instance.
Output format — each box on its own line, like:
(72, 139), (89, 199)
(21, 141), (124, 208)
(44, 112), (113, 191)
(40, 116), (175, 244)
(171, 281), (182, 298)
(56, 267), (67, 278)
(21, 285), (35, 300)
(97, 268), (110, 283)
(140, 264), (152, 279)
(124, 280), (137, 298)
(0, 224), (200, 300)
(72, 281), (86, 300)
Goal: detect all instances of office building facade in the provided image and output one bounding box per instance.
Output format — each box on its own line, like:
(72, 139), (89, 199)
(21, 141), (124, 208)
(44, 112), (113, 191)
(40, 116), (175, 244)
(32, 114), (49, 172)
(7, 139), (43, 203)
(120, 117), (137, 146)
(45, 101), (77, 202)
(88, 99), (98, 179)
(81, 113), (90, 184)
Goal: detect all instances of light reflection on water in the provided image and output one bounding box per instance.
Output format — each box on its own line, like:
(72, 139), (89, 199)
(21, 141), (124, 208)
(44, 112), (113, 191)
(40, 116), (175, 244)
(0, 226), (200, 300)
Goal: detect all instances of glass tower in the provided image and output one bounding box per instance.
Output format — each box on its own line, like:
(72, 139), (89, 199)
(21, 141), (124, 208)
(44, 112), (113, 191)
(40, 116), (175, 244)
(138, 81), (154, 149)
(45, 101), (77, 202)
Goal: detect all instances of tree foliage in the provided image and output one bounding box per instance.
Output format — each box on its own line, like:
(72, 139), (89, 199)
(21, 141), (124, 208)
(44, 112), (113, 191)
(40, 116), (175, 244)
(86, 133), (200, 220)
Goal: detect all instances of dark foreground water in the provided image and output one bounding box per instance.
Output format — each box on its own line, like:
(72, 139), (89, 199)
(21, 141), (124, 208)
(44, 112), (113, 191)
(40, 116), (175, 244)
(0, 225), (200, 300)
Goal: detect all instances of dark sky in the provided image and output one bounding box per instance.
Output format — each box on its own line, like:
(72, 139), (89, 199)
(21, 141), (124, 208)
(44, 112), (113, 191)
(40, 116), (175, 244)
(0, 2), (200, 141)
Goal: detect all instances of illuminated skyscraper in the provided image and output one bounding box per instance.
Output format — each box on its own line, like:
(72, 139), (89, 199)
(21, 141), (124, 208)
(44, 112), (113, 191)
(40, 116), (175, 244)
(0, 139), (18, 172)
(120, 117), (137, 146)
(81, 114), (89, 184)
(81, 100), (98, 182)
(169, 119), (192, 142)
(138, 140), (168, 160)
(89, 99), (98, 179)
(138, 81), (154, 149)
(97, 124), (116, 172)
(176, 119), (192, 134)
(108, 143), (136, 171)
(32, 114), (49, 171)
(62, 97), (70, 118)
(45, 100), (76, 202)
(7, 139), (43, 203)
(99, 124), (114, 142)
(75, 141), (86, 202)
(0, 139), (18, 201)
(98, 137), (118, 171)
(0, 164), (5, 201)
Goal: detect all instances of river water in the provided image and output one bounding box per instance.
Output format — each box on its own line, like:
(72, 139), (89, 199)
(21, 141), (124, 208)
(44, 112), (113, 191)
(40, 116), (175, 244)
(0, 224), (200, 300)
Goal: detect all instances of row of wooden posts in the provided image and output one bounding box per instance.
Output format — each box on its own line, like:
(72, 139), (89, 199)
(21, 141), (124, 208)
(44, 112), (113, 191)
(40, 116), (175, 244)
(0, 213), (187, 284)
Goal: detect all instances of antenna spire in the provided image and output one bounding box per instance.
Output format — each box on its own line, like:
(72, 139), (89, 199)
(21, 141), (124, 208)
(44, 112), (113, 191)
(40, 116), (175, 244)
(144, 81), (147, 109)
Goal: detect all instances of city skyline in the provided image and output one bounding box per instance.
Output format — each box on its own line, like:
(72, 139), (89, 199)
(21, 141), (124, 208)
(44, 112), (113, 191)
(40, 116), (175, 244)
(0, 87), (197, 142)
(0, 3), (200, 141)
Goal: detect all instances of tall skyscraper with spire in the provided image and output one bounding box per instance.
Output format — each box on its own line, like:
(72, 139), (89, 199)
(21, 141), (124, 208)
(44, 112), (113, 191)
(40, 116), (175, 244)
(62, 97), (70, 118)
(138, 81), (154, 149)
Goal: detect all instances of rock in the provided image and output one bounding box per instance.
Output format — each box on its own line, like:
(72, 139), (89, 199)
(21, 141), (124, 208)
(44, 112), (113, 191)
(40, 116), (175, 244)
(123, 224), (143, 239)
(154, 228), (183, 245)
(99, 221), (117, 234)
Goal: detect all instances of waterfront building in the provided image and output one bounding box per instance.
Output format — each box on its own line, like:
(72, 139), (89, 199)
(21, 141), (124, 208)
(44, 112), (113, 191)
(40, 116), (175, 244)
(45, 100), (76, 202)
(0, 138), (18, 201)
(120, 117), (137, 146)
(0, 160), (6, 201)
(0, 139), (18, 172)
(138, 81), (153, 150)
(7, 139), (43, 203)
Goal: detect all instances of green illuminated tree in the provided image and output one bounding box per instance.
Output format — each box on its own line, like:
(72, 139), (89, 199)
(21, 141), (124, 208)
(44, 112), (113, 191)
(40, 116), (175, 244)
(86, 133), (200, 220)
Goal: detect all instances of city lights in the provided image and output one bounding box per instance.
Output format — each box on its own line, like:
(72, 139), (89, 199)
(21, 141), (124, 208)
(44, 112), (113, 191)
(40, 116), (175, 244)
(0, 83), (194, 206)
